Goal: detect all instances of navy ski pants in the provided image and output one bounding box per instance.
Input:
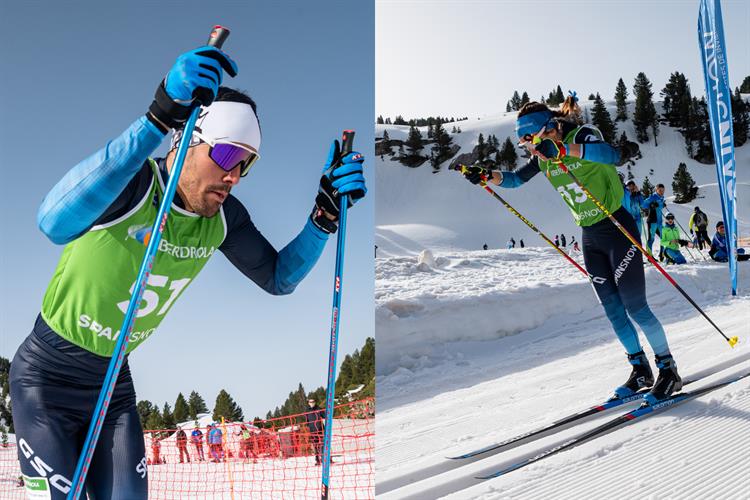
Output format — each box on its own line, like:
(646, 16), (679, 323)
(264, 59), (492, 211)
(10, 315), (148, 499)
(582, 207), (671, 357)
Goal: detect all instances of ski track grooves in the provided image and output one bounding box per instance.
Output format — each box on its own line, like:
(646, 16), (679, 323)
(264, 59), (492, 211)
(492, 384), (750, 500)
(378, 363), (750, 500)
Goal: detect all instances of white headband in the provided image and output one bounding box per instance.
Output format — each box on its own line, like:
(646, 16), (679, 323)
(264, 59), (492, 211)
(170, 100), (261, 152)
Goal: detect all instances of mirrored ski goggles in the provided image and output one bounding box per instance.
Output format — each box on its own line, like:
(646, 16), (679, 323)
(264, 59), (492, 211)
(193, 131), (260, 177)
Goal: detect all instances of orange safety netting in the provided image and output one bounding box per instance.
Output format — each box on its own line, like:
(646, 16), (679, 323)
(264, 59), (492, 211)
(0, 398), (374, 499)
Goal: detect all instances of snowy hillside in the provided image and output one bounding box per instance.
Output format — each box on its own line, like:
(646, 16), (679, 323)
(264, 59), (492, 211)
(375, 100), (750, 256)
(375, 248), (750, 499)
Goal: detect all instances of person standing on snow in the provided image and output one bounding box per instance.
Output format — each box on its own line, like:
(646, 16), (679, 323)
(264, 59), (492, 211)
(554, 234), (560, 247)
(560, 234), (567, 247)
(642, 184), (666, 257)
(208, 424), (224, 463)
(623, 181), (645, 239)
(305, 398), (326, 466)
(191, 424), (205, 461)
(660, 213), (690, 265)
(688, 206), (710, 251)
(9, 45), (366, 499)
(175, 428), (190, 464)
(519, 239), (525, 248)
(462, 94), (680, 406)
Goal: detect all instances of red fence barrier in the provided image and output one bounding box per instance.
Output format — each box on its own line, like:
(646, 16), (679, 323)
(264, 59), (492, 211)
(0, 398), (374, 499)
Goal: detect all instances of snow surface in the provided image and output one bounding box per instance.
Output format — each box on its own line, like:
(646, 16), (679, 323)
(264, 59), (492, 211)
(376, 249), (750, 499)
(376, 103), (750, 499)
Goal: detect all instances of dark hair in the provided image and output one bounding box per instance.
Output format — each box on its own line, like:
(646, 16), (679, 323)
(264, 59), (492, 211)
(656, 183), (665, 189)
(518, 95), (582, 125)
(626, 180), (636, 186)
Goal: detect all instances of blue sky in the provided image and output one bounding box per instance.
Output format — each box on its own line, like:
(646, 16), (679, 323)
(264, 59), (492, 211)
(0, 0), (374, 421)
(377, 0), (750, 119)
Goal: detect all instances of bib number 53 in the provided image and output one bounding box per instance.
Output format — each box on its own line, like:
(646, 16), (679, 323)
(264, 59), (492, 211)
(117, 275), (191, 318)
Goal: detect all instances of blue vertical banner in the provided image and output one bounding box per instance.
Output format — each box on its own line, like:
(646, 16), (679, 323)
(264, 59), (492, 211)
(698, 0), (738, 295)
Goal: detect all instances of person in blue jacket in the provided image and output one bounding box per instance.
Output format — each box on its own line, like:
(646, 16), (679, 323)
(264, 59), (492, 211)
(641, 184), (666, 256)
(622, 181), (645, 238)
(710, 221), (749, 262)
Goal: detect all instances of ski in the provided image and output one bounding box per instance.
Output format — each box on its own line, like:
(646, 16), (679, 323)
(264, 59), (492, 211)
(476, 371), (749, 480)
(448, 375), (700, 460)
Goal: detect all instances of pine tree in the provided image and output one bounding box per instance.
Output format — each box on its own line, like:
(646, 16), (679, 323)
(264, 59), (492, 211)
(555, 85), (564, 104)
(617, 131), (629, 148)
(591, 94), (617, 144)
(162, 402), (176, 430)
(188, 391), (208, 420)
(509, 91), (522, 111)
(740, 76), (750, 93)
(431, 121), (454, 169)
(405, 126), (424, 157)
(137, 400), (156, 425)
(641, 176), (654, 197)
(498, 137), (518, 171)
(633, 72), (658, 143)
(376, 115), (384, 125)
(614, 78), (629, 121)
(477, 133), (486, 160)
(672, 162), (697, 203)
(505, 102), (512, 113)
(145, 407), (164, 431)
(213, 389), (244, 422)
(174, 393), (189, 423)
(732, 87), (749, 147)
(393, 115), (407, 126)
(520, 91), (530, 107)
(382, 129), (390, 141)
(661, 72), (692, 129)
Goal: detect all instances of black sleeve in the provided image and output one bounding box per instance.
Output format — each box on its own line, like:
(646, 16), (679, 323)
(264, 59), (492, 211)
(219, 195), (281, 294)
(95, 162), (155, 226)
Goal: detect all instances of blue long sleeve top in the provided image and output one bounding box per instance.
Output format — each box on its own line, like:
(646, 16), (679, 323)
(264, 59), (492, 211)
(37, 115), (327, 295)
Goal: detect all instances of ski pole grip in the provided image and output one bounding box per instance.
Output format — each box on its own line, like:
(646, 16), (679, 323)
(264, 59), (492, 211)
(207, 25), (230, 48)
(341, 130), (355, 156)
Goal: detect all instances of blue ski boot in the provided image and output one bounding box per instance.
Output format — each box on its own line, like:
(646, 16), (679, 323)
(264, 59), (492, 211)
(609, 351), (654, 401)
(643, 354), (683, 406)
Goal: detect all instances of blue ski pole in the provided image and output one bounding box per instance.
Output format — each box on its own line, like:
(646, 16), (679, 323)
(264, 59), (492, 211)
(66, 25), (231, 499)
(321, 130), (354, 500)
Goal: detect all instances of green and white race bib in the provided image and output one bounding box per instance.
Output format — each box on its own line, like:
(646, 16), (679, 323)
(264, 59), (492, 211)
(41, 159), (226, 356)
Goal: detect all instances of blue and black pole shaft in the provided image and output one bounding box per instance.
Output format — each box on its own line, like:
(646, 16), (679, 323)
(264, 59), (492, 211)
(67, 25), (231, 499)
(321, 130), (354, 500)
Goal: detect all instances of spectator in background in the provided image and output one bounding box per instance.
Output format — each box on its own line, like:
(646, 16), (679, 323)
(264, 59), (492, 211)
(689, 206), (710, 251)
(175, 428), (190, 464)
(151, 435), (162, 466)
(507, 238), (516, 249)
(554, 235), (559, 247)
(520, 239), (525, 248)
(560, 234), (567, 247)
(710, 221), (750, 262)
(237, 424), (258, 463)
(642, 184), (666, 257)
(572, 240), (581, 253)
(191, 423), (205, 461)
(208, 423), (224, 463)
(483, 243), (488, 251)
(305, 398), (326, 466)
(623, 181), (645, 238)
(660, 213), (690, 265)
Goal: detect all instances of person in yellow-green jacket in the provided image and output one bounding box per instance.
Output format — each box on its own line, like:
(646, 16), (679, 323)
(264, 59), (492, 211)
(462, 94), (681, 408)
(661, 213), (691, 264)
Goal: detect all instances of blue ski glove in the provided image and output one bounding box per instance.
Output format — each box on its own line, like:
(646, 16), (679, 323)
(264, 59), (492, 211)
(311, 140), (367, 234)
(147, 46), (238, 132)
(534, 139), (567, 161)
